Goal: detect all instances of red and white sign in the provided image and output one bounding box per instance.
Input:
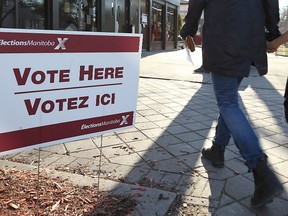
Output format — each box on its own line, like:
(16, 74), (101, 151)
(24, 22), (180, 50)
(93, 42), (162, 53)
(0, 29), (142, 156)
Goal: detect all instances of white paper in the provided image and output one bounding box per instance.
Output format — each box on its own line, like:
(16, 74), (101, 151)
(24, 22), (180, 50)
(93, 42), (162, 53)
(184, 44), (194, 65)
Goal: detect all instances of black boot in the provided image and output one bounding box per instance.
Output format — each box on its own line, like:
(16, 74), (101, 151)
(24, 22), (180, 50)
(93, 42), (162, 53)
(201, 145), (225, 168)
(251, 157), (284, 208)
(284, 97), (288, 123)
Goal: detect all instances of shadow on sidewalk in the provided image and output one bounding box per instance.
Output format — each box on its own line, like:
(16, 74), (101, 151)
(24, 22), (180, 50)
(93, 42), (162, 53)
(124, 77), (217, 214)
(103, 73), (288, 215)
(1, 59), (287, 215)
(98, 75), (222, 215)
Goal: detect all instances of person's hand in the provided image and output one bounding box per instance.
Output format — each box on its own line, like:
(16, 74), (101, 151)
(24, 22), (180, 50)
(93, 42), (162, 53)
(185, 35), (195, 52)
(266, 41), (278, 53)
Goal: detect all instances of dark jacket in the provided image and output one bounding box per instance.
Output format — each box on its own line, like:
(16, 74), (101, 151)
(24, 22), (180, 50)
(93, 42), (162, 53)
(180, 0), (281, 77)
(285, 78), (288, 122)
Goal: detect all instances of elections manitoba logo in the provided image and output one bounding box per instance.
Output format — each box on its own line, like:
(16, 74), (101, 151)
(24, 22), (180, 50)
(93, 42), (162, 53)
(0, 37), (68, 50)
(81, 114), (130, 130)
(54, 38), (68, 50)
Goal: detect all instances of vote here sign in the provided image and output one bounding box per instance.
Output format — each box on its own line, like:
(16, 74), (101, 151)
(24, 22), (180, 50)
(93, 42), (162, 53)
(0, 29), (142, 156)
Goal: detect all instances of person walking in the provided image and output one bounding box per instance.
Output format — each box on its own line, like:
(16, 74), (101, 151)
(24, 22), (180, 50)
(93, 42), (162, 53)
(266, 31), (288, 123)
(180, 0), (284, 208)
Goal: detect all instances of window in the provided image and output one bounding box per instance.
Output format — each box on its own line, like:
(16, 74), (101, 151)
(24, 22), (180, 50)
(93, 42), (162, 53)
(151, 2), (163, 41)
(0, 0), (16, 28)
(166, 7), (175, 41)
(59, 0), (98, 31)
(18, 0), (45, 29)
(0, 0), (45, 29)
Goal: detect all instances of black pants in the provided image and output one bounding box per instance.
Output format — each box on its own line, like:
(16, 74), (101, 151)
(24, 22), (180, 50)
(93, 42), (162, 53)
(284, 77), (288, 122)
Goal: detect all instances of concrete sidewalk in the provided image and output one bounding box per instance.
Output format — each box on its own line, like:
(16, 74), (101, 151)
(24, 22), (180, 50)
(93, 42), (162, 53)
(1, 48), (288, 215)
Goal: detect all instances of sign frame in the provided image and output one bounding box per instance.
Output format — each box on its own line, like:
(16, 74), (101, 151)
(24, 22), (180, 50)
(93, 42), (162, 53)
(0, 28), (142, 156)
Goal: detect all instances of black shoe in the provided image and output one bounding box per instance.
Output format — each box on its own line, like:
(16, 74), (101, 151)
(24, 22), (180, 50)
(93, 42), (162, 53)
(201, 145), (225, 168)
(251, 157), (284, 208)
(194, 66), (208, 73)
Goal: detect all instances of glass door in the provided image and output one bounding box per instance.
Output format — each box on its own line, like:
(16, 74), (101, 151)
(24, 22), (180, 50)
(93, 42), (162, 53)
(100, 0), (129, 33)
(58, 0), (98, 31)
(151, 1), (164, 49)
(166, 6), (176, 49)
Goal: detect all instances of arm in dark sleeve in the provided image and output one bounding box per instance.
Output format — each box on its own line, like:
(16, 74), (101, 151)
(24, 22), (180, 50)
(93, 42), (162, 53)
(180, 0), (206, 40)
(263, 0), (281, 41)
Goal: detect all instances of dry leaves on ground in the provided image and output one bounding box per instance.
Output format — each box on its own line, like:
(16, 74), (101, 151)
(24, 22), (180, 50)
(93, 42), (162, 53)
(0, 168), (137, 216)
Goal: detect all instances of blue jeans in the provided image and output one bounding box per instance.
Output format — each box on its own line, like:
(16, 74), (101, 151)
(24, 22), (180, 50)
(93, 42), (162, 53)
(211, 73), (266, 169)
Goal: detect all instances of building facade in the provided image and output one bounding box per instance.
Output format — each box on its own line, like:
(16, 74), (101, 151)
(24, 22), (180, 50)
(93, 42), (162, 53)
(0, 0), (180, 50)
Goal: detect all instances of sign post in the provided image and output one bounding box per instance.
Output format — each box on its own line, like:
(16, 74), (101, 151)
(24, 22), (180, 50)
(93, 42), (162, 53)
(0, 29), (142, 156)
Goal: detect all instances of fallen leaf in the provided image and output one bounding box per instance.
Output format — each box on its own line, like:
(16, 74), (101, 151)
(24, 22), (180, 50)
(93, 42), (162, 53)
(9, 203), (19, 210)
(51, 200), (61, 212)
